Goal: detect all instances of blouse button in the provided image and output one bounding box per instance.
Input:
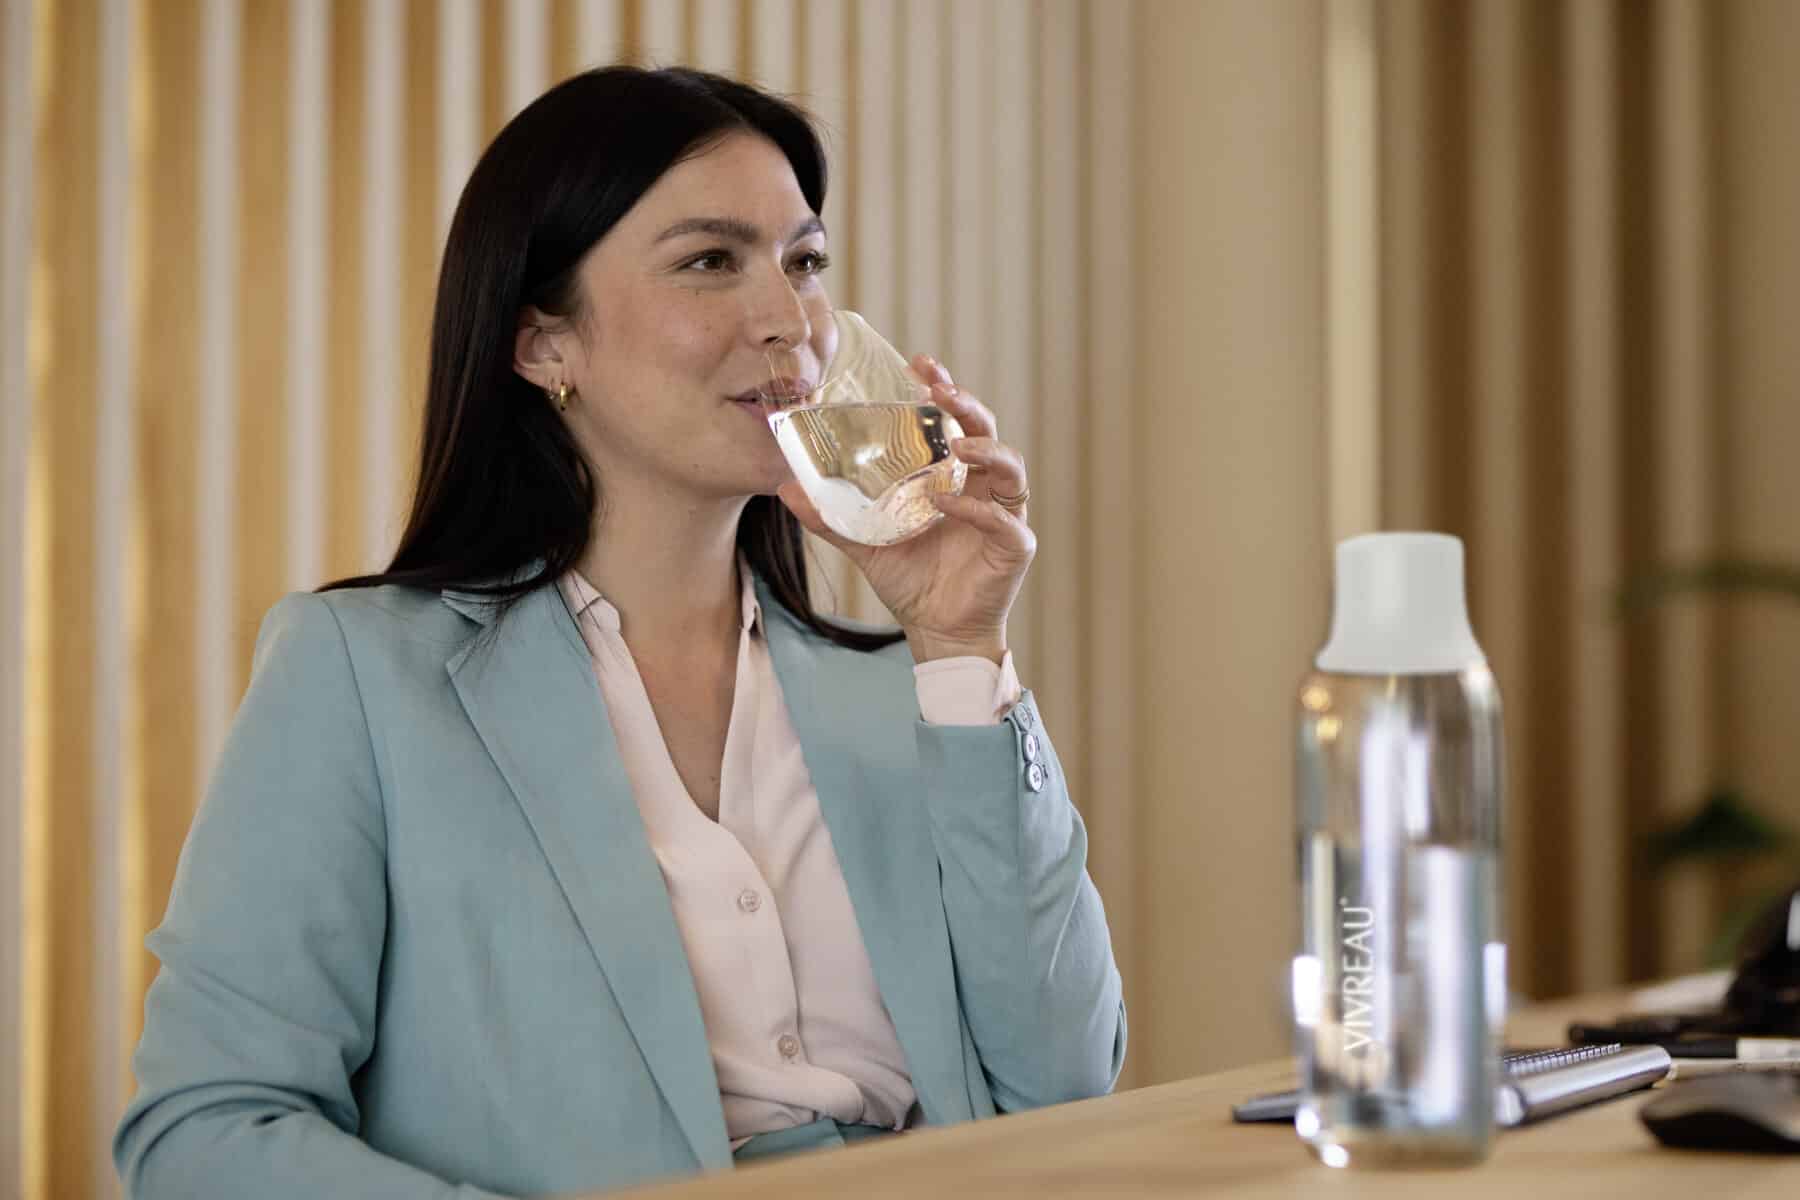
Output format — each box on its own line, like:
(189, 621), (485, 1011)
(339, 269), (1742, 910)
(1026, 761), (1047, 793)
(777, 1033), (802, 1062)
(737, 888), (762, 914)
(1022, 731), (1042, 764)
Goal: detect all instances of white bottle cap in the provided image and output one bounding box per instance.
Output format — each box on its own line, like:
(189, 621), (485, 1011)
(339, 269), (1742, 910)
(1315, 532), (1486, 675)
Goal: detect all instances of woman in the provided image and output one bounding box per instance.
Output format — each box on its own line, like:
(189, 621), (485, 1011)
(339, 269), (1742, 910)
(114, 67), (1124, 1199)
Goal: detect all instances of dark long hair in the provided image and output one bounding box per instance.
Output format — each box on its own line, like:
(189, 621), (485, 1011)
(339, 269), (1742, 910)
(322, 66), (901, 652)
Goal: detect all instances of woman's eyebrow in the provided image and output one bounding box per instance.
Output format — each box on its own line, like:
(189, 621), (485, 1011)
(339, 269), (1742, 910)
(653, 215), (826, 245)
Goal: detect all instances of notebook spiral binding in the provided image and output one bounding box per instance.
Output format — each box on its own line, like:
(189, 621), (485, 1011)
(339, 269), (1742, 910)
(1497, 1043), (1673, 1127)
(1503, 1044), (1629, 1077)
(1231, 1043), (1675, 1128)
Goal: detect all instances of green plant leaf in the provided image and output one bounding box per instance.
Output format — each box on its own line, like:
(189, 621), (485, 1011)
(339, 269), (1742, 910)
(1704, 885), (1793, 967)
(1646, 789), (1795, 868)
(1618, 559), (1800, 617)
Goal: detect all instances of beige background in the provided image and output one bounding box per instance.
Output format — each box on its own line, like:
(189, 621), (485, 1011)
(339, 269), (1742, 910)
(3, 1), (1799, 1197)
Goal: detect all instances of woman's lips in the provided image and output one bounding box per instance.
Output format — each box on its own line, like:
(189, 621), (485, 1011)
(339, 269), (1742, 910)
(731, 377), (815, 407)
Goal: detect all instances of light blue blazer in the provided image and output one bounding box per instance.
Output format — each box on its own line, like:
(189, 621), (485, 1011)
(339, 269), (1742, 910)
(115, 574), (1126, 1198)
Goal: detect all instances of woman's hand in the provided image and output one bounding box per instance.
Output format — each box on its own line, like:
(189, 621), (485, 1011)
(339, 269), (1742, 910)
(776, 355), (1035, 665)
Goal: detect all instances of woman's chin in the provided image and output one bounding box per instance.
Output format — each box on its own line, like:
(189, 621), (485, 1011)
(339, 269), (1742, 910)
(741, 455), (796, 499)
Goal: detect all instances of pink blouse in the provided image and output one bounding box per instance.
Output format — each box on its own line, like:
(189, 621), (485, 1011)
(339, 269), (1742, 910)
(556, 568), (1022, 1145)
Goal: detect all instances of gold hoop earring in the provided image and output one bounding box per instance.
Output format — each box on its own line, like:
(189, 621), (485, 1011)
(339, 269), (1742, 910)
(548, 382), (573, 412)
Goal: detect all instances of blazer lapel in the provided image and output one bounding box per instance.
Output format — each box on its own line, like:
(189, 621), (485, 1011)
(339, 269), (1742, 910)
(442, 584), (732, 1168)
(757, 580), (975, 1125)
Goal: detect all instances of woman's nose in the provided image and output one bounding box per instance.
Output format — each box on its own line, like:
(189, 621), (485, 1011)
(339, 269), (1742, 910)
(747, 270), (810, 350)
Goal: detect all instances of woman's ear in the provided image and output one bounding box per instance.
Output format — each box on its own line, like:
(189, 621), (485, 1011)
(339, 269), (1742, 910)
(513, 307), (567, 391)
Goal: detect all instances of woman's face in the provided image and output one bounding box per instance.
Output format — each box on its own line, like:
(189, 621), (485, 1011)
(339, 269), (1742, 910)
(539, 131), (836, 502)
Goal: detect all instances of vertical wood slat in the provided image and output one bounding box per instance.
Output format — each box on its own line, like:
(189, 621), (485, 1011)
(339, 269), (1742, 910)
(438, 0), (479, 239)
(20, 374), (47, 1200)
(0, 0), (33, 1191)
(31, 11), (94, 1198)
(327, 0), (366, 582)
(35, 4), (101, 1193)
(747, 0), (795, 89)
(401, 0), (441, 514)
(897, 0), (940, 357)
(134, 0), (202, 1092)
(1377, 0), (1434, 533)
(1515, 0), (1575, 1000)
(235, 0), (289, 694)
(1325, 0), (1381, 545)
(506, 0), (549, 115)
(1614, 0), (1662, 984)
(749, 0), (801, 679)
(481, 0), (504, 136)
(575, 0), (622, 70)
(943, 0), (990, 401)
(638, 0), (682, 65)
(839, 0), (894, 623)
(796, 0), (860, 620)
(1466, 0), (1533, 994)
(92, 0), (136, 1187)
(1650, 0), (1716, 974)
(1034, 0), (1082, 797)
(1386, 2), (1474, 548)
(988, 0), (1035, 668)
(1083, 0), (1137, 1090)
(363, 0), (402, 570)
(692, 0), (738, 73)
(799, 0), (848, 302)
(288, 0), (328, 594)
(1566, 0), (1627, 991)
(548, 0), (576, 77)
(196, 0), (241, 785)
(848, 0), (895, 342)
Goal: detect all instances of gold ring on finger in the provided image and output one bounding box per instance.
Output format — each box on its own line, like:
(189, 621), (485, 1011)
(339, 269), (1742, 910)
(990, 486), (1030, 512)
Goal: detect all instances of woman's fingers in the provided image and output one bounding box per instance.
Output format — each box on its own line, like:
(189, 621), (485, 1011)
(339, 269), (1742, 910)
(933, 382), (998, 440)
(950, 437), (1029, 502)
(912, 353), (954, 389)
(931, 491), (1037, 556)
(910, 354), (999, 440)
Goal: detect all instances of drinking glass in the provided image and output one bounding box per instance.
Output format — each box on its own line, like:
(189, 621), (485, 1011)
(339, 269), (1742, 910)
(759, 310), (967, 546)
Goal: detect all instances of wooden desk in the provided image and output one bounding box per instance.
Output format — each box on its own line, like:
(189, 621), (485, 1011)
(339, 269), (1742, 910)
(607, 986), (1800, 1198)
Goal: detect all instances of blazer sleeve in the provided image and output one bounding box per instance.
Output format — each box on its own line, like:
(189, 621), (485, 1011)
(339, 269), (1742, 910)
(113, 594), (509, 1200)
(913, 690), (1128, 1112)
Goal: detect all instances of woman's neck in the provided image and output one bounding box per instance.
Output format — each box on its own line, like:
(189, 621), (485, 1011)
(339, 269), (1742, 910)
(574, 481), (752, 653)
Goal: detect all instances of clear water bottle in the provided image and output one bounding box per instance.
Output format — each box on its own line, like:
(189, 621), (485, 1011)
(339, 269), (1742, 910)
(1293, 533), (1506, 1167)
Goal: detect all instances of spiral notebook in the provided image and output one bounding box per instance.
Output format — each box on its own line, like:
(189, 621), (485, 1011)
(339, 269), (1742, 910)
(1232, 1043), (1674, 1128)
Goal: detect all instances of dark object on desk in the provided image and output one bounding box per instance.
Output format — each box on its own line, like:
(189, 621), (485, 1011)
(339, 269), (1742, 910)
(1723, 886), (1800, 1036)
(1570, 885), (1800, 1048)
(1640, 1074), (1800, 1153)
(1232, 1045), (1671, 1129)
(1569, 1015), (1749, 1043)
(1230, 1090), (1304, 1124)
